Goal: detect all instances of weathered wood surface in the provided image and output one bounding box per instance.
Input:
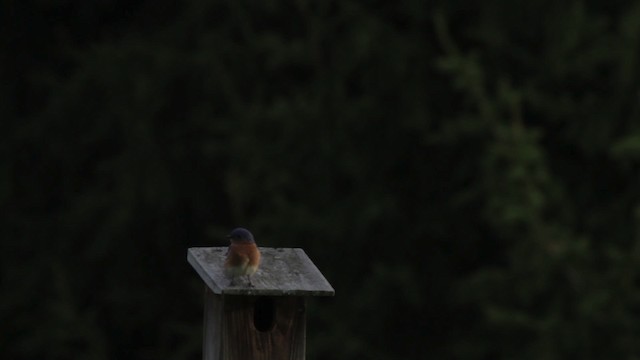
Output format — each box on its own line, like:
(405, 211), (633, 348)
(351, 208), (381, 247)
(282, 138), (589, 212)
(212, 295), (306, 360)
(188, 247), (335, 296)
(203, 287), (222, 360)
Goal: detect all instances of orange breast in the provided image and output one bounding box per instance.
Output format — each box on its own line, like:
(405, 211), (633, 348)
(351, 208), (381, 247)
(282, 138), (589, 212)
(224, 242), (261, 276)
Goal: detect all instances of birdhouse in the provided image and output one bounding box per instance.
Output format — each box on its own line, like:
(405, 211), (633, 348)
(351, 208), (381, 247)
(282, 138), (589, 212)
(187, 247), (335, 360)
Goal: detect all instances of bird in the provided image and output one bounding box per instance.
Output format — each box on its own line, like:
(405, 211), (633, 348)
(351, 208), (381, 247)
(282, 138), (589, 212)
(224, 227), (261, 287)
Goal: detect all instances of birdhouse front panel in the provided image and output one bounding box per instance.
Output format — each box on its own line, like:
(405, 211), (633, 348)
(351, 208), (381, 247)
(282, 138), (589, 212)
(219, 295), (306, 360)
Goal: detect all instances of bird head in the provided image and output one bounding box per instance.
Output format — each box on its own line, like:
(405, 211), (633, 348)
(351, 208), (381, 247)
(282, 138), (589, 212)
(227, 227), (255, 243)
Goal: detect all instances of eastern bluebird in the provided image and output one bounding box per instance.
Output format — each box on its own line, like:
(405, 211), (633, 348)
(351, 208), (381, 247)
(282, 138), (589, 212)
(224, 227), (261, 287)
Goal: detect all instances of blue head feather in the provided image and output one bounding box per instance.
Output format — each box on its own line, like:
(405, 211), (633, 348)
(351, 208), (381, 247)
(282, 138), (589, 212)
(227, 228), (255, 243)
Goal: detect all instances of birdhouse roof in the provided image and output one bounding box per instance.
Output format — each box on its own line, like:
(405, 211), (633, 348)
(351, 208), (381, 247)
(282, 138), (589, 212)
(187, 247), (335, 296)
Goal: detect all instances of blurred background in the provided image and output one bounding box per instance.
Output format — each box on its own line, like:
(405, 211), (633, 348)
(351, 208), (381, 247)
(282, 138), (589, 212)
(3, 0), (640, 359)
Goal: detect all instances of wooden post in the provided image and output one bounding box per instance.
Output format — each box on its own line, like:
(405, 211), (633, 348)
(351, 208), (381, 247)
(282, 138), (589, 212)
(188, 247), (334, 360)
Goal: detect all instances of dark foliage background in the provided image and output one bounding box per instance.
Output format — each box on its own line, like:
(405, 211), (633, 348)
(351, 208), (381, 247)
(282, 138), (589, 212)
(3, 0), (640, 359)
